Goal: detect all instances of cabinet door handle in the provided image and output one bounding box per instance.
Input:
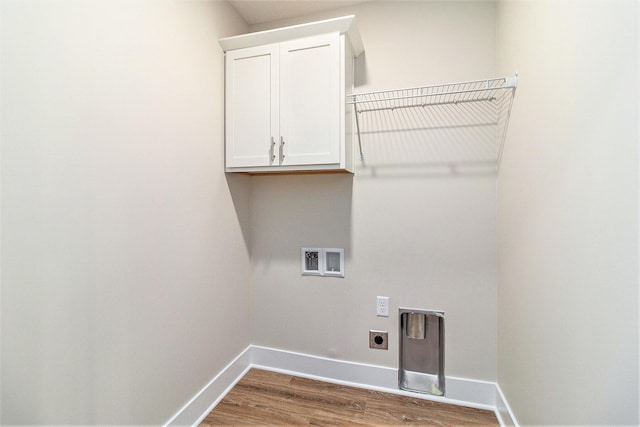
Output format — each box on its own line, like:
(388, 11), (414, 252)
(270, 137), (276, 163)
(279, 136), (286, 163)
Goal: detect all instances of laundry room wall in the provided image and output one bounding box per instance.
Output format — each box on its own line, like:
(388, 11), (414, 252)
(248, 1), (499, 382)
(1, 1), (251, 424)
(496, 0), (639, 425)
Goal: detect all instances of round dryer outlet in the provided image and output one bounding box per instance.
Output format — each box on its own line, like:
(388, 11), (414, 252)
(369, 330), (388, 350)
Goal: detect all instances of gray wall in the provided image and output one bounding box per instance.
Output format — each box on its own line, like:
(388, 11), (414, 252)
(0, 0), (251, 424)
(496, 0), (639, 425)
(249, 0), (499, 382)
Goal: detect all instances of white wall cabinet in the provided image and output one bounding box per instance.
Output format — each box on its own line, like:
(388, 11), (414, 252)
(220, 16), (363, 173)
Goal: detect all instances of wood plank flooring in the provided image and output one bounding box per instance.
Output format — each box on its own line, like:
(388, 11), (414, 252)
(200, 369), (499, 426)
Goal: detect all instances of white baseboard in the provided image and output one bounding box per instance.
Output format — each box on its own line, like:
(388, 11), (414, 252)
(164, 346), (251, 426)
(166, 345), (517, 426)
(495, 383), (519, 427)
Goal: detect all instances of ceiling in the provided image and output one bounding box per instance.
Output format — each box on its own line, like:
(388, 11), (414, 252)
(227, 0), (372, 26)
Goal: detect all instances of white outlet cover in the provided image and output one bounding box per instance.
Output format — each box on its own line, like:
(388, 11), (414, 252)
(377, 296), (390, 317)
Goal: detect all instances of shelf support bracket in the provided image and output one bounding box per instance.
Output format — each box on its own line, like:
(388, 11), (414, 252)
(353, 102), (364, 162)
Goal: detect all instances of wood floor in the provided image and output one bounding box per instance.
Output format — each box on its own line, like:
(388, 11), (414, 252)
(200, 369), (499, 426)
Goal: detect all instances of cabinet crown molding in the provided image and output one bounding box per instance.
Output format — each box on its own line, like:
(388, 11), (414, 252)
(219, 15), (363, 57)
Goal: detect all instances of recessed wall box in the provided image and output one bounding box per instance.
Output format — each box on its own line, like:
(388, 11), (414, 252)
(301, 247), (345, 277)
(399, 308), (445, 396)
(323, 248), (344, 277)
(301, 248), (322, 276)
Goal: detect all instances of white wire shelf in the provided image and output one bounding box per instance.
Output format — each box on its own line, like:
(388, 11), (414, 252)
(347, 75), (518, 169)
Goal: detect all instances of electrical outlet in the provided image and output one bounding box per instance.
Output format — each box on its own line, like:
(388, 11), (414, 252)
(376, 296), (389, 317)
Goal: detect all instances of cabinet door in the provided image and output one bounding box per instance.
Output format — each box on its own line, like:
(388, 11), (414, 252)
(225, 44), (279, 168)
(279, 33), (340, 166)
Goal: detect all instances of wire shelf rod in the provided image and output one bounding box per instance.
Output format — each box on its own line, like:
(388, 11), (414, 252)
(347, 87), (505, 105)
(347, 76), (511, 99)
(355, 96), (498, 114)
